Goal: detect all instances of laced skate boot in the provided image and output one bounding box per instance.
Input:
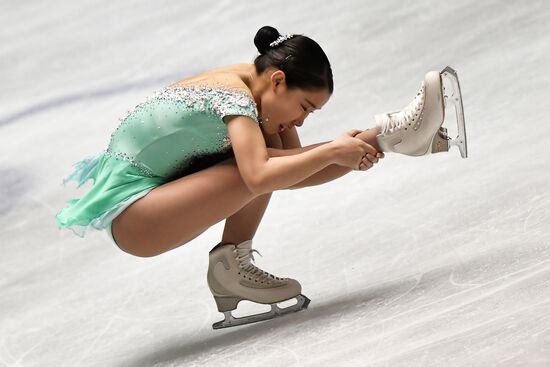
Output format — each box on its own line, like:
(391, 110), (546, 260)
(374, 70), (446, 156)
(374, 67), (468, 158)
(207, 239), (310, 329)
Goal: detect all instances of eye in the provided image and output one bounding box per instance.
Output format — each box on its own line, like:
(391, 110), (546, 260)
(302, 105), (315, 114)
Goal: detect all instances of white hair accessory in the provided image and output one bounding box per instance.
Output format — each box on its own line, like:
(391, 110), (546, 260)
(269, 34), (296, 48)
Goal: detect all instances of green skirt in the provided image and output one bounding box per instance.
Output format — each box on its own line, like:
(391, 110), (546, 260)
(55, 150), (167, 239)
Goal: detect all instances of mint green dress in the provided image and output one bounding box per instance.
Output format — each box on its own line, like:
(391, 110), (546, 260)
(55, 86), (259, 244)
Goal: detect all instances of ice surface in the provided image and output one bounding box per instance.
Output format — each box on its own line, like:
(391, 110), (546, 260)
(1, 0), (549, 366)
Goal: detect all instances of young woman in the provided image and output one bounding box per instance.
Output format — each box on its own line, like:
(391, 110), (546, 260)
(56, 26), (451, 329)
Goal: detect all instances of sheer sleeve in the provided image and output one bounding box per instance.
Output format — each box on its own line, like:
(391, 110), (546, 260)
(216, 89), (259, 123)
(169, 73), (259, 124)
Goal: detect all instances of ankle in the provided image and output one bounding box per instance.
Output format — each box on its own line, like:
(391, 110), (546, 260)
(356, 128), (383, 152)
(210, 241), (235, 254)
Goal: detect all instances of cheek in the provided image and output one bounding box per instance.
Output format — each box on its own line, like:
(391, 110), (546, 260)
(276, 100), (300, 120)
(265, 100), (284, 120)
(265, 96), (301, 124)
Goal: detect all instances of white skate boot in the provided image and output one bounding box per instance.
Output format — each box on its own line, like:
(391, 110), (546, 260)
(207, 239), (310, 329)
(374, 66), (468, 158)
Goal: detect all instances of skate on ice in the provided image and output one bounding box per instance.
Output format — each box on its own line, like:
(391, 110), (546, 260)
(374, 66), (468, 158)
(207, 240), (310, 329)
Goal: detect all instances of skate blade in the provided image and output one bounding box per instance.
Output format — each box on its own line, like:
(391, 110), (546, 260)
(440, 66), (468, 158)
(212, 294), (311, 330)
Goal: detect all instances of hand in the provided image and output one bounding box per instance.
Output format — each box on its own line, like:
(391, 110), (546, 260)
(358, 151), (385, 171)
(349, 129), (385, 171)
(330, 129), (383, 170)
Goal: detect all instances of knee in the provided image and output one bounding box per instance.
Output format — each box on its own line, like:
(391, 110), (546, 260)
(116, 245), (155, 258)
(264, 132), (283, 149)
(111, 216), (160, 258)
(115, 238), (167, 258)
(216, 157), (262, 197)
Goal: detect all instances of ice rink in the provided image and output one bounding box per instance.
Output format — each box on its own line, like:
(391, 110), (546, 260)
(1, 0), (549, 366)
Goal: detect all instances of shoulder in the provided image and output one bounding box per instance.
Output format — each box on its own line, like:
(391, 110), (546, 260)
(200, 74), (257, 122)
(215, 73), (254, 100)
(165, 70), (257, 120)
(169, 70), (254, 99)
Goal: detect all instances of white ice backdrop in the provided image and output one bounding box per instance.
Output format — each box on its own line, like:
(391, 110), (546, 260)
(1, 0), (549, 366)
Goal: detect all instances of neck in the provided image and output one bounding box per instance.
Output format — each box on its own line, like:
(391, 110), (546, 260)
(243, 64), (267, 116)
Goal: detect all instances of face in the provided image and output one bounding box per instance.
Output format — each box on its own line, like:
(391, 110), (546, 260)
(258, 69), (331, 135)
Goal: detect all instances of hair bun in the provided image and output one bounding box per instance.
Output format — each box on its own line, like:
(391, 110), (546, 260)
(254, 26), (280, 54)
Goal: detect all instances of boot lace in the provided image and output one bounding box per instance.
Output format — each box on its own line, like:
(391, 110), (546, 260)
(234, 247), (281, 283)
(377, 82), (425, 135)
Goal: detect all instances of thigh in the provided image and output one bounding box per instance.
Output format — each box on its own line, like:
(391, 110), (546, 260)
(111, 156), (258, 257)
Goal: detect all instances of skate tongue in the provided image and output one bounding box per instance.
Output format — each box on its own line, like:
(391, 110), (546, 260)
(234, 240), (261, 263)
(374, 113), (389, 130)
(235, 239), (253, 250)
(375, 112), (399, 134)
(235, 247), (262, 264)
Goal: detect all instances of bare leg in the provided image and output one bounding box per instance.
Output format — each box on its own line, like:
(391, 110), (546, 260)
(112, 129), (379, 258)
(111, 157), (261, 257)
(357, 127), (382, 152)
(212, 128), (381, 250)
(219, 193), (272, 247)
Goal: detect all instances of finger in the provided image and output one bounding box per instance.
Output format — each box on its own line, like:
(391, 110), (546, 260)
(366, 154), (378, 163)
(360, 162), (370, 171)
(363, 162), (372, 171)
(349, 129), (363, 137)
(361, 142), (378, 156)
(376, 152), (385, 159)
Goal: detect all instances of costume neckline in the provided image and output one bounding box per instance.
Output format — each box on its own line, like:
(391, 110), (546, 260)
(162, 85), (256, 106)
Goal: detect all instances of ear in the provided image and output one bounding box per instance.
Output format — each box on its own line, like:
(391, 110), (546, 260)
(270, 70), (286, 89)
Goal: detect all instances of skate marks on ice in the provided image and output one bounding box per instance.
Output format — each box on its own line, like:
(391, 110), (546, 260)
(123, 243), (550, 366)
(119, 276), (426, 367)
(0, 168), (33, 220)
(293, 244), (550, 365)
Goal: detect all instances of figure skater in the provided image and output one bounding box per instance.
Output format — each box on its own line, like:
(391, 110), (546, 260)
(56, 25), (465, 329)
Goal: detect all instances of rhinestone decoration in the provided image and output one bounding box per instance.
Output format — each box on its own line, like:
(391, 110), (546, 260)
(269, 34), (296, 48)
(112, 86), (258, 127)
(106, 86), (258, 179)
(103, 149), (157, 177)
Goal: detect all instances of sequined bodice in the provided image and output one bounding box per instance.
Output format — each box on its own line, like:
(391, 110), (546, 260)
(106, 84), (259, 180)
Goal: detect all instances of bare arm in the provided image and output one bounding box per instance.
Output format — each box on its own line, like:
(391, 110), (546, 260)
(260, 145), (335, 193)
(225, 115), (336, 195)
(268, 128), (382, 190)
(267, 142), (329, 157)
(268, 144), (353, 190)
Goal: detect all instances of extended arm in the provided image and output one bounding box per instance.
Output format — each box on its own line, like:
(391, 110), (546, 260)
(269, 127), (381, 190)
(225, 115), (336, 194)
(267, 143), (353, 190)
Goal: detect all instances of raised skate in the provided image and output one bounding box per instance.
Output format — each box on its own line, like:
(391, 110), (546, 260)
(374, 66), (467, 158)
(207, 239), (310, 329)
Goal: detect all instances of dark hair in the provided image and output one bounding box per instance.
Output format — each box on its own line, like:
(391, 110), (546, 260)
(253, 26), (333, 94)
